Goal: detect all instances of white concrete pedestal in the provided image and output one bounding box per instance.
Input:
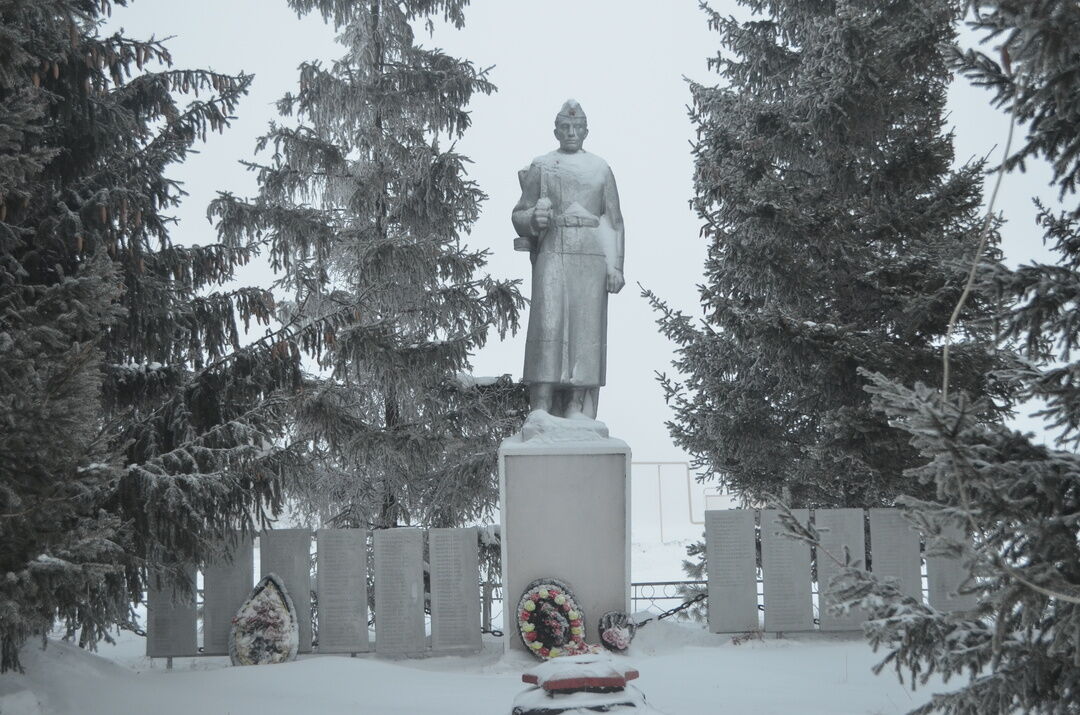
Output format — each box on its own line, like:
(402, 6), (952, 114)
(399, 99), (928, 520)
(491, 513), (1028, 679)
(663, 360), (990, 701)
(499, 434), (631, 652)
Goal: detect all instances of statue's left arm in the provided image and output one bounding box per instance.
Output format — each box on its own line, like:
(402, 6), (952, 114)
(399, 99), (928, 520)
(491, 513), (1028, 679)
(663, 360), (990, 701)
(512, 162), (543, 238)
(603, 166), (626, 294)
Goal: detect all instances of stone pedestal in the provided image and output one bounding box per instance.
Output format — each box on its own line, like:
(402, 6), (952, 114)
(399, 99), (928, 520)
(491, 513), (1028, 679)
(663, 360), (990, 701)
(499, 433), (631, 652)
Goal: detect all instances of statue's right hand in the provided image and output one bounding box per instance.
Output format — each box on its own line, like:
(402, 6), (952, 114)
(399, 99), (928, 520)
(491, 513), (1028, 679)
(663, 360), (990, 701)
(531, 199), (552, 232)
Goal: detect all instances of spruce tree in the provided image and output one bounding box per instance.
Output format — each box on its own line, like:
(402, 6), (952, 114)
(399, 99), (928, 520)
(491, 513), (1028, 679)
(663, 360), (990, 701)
(781, 3), (1080, 712)
(0, 1), (307, 671)
(646, 0), (1012, 507)
(211, 0), (526, 530)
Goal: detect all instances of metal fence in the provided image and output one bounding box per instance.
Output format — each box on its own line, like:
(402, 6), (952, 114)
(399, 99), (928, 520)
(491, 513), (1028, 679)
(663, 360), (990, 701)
(481, 579), (709, 633)
(631, 580), (706, 616)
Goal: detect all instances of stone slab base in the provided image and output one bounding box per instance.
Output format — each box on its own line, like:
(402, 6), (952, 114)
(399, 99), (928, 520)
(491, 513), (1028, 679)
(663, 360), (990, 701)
(499, 436), (631, 652)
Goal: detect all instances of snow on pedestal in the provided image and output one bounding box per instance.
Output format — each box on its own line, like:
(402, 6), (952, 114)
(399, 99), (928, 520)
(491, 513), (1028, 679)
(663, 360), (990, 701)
(228, 573), (300, 666)
(517, 410), (611, 443)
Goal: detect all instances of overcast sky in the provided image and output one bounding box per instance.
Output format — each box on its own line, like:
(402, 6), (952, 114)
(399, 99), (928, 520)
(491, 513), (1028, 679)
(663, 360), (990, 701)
(105, 0), (1059, 464)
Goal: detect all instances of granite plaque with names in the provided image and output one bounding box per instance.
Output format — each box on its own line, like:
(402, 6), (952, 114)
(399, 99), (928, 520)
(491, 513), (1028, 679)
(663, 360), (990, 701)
(202, 533), (254, 656)
(760, 509), (813, 632)
(815, 508), (866, 631)
(260, 529), (313, 652)
(926, 523), (977, 611)
(373, 527), (426, 656)
(316, 528), (370, 654)
(429, 527), (482, 653)
(146, 566), (198, 658)
(869, 509), (922, 600)
(705, 510), (758, 633)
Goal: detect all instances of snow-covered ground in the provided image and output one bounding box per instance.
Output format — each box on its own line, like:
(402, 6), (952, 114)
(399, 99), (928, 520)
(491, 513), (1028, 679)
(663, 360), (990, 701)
(0, 538), (964, 714)
(0, 615), (960, 714)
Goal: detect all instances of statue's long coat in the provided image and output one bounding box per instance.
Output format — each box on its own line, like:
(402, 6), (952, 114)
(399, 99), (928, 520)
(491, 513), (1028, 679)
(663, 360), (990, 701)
(512, 150), (624, 388)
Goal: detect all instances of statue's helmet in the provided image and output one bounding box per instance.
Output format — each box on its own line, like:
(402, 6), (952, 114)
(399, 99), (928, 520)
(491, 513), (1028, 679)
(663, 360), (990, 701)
(556, 99), (587, 124)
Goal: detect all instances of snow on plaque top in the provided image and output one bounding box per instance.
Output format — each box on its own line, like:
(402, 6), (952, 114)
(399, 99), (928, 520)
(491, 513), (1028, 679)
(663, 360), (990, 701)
(229, 573), (300, 666)
(513, 654), (658, 715)
(521, 653), (639, 693)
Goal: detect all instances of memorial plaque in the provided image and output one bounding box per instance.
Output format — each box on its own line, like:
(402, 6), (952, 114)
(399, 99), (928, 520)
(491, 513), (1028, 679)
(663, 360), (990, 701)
(760, 509), (813, 632)
(316, 528), (370, 654)
(926, 523), (977, 611)
(146, 565), (198, 658)
(815, 509), (866, 631)
(705, 510), (758, 633)
(202, 533), (254, 655)
(373, 527), (426, 656)
(261, 529), (314, 652)
(869, 509), (922, 600)
(429, 527), (482, 653)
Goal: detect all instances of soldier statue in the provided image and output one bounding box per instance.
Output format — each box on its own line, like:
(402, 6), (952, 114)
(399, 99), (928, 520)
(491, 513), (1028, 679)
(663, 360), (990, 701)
(512, 99), (625, 420)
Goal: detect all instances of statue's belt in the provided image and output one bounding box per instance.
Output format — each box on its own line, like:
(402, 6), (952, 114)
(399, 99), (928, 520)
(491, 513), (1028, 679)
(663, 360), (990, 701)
(552, 215), (599, 228)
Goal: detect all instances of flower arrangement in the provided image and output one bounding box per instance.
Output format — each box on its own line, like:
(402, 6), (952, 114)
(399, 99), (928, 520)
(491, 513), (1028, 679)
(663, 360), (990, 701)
(598, 610), (636, 653)
(229, 573), (299, 666)
(516, 577), (599, 660)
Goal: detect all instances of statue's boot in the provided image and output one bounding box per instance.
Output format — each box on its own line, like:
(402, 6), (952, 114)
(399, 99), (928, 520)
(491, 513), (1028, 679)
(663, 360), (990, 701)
(529, 383), (555, 414)
(564, 388), (593, 420)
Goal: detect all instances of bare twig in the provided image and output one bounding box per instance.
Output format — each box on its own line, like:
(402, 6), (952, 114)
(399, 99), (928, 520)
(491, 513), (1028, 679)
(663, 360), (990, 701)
(941, 81), (1016, 403)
